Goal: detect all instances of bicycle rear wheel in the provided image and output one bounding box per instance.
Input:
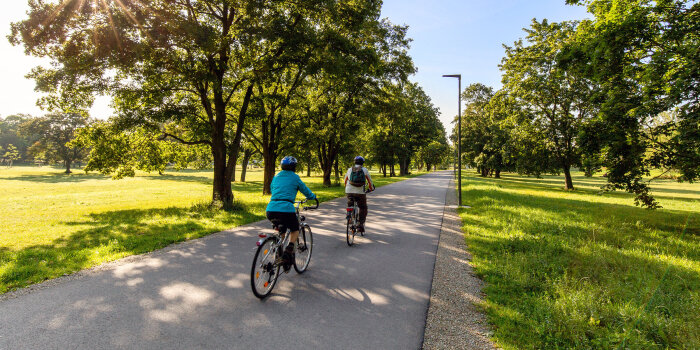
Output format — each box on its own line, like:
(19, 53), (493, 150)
(346, 217), (355, 246)
(294, 226), (313, 273)
(251, 238), (280, 299)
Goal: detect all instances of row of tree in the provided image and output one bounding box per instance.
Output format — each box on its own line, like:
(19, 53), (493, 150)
(0, 113), (89, 172)
(455, 0), (698, 208)
(10, 0), (450, 205)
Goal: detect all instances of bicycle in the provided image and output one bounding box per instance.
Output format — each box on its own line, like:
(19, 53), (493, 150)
(250, 198), (319, 299)
(346, 189), (371, 246)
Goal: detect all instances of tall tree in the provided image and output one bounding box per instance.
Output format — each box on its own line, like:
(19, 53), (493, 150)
(567, 0), (699, 207)
(501, 19), (597, 189)
(10, 0), (332, 205)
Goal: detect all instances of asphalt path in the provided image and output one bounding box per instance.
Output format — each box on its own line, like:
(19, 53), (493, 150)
(0, 171), (451, 349)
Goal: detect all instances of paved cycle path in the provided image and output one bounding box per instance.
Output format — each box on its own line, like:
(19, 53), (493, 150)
(0, 171), (452, 349)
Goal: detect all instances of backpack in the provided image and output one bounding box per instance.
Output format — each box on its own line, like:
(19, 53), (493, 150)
(349, 165), (366, 187)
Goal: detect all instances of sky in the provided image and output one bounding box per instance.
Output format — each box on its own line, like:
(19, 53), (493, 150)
(0, 0), (591, 134)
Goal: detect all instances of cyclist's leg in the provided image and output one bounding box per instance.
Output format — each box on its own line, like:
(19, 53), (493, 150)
(279, 212), (300, 270)
(346, 194), (355, 209)
(357, 194), (368, 229)
(266, 211), (285, 233)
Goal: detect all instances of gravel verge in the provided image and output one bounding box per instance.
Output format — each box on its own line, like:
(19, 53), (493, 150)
(422, 176), (497, 350)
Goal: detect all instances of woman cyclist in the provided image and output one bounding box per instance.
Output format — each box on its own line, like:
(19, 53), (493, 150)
(265, 156), (316, 272)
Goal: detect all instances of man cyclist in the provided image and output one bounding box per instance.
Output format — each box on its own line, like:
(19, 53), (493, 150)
(266, 156), (316, 272)
(344, 156), (374, 233)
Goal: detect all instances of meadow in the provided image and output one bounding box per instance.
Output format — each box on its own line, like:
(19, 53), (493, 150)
(458, 171), (699, 349)
(0, 165), (420, 294)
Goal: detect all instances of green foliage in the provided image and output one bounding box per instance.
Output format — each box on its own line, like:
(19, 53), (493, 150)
(9, 0), (425, 201)
(366, 82), (444, 176)
(71, 121), (211, 179)
(417, 141), (450, 171)
(501, 19), (598, 189)
(20, 113), (89, 173)
(2, 144), (21, 167)
(564, 0), (699, 207)
(458, 171), (700, 349)
(0, 114), (34, 163)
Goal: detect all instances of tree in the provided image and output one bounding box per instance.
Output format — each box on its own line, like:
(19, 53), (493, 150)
(10, 0), (343, 205)
(72, 121), (212, 178)
(418, 141), (450, 171)
(501, 19), (598, 189)
(566, 0), (699, 207)
(368, 82), (442, 177)
(3, 144), (20, 168)
(20, 113), (89, 173)
(0, 114), (35, 163)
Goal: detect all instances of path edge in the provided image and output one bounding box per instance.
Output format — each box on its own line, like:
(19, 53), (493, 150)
(421, 173), (497, 350)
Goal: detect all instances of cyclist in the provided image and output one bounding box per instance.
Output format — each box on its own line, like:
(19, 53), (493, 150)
(266, 156), (316, 272)
(344, 156), (374, 233)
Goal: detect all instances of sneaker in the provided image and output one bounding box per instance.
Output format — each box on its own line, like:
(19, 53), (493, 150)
(282, 244), (295, 272)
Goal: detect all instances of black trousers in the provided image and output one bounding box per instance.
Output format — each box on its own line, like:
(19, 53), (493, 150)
(347, 193), (368, 224)
(266, 211), (300, 233)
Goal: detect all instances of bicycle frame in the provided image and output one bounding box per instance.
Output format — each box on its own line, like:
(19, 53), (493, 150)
(256, 199), (316, 252)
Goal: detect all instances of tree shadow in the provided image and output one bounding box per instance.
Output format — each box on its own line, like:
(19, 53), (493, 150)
(470, 173), (700, 205)
(496, 172), (700, 198)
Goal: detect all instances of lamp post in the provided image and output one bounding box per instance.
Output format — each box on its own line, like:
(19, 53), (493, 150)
(442, 74), (462, 206)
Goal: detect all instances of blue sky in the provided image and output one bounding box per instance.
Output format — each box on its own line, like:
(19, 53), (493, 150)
(1, 1), (591, 133)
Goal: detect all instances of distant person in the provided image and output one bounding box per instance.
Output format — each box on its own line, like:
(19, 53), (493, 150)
(344, 156), (374, 233)
(266, 156), (316, 272)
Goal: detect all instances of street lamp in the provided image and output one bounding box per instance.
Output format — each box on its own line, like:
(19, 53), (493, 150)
(442, 74), (462, 207)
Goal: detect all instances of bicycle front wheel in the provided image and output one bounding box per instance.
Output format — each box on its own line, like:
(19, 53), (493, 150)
(294, 226), (313, 273)
(346, 218), (355, 246)
(251, 238), (280, 299)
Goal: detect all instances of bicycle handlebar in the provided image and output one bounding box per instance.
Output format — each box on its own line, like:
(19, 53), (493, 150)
(297, 198), (320, 210)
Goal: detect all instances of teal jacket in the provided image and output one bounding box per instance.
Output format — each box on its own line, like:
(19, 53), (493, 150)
(265, 170), (316, 213)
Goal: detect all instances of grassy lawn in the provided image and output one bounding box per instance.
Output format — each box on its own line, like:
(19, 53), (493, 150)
(0, 165), (422, 294)
(458, 171), (699, 349)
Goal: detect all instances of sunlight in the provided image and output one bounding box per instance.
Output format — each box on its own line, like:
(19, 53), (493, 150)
(41, 0), (73, 28)
(112, 0), (154, 41)
(100, 0), (122, 49)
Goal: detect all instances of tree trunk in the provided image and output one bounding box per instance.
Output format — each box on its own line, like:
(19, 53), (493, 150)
(318, 142), (339, 186)
(307, 162), (311, 177)
(212, 149), (233, 204)
(399, 158), (408, 176)
(334, 157), (340, 185)
(427, 163), (432, 172)
(390, 164), (396, 177)
(563, 164), (574, 190)
(240, 148), (252, 182)
(495, 169), (501, 178)
(64, 159), (72, 174)
(321, 161), (333, 186)
(231, 159), (236, 182)
(262, 149), (277, 195)
(382, 163), (387, 177)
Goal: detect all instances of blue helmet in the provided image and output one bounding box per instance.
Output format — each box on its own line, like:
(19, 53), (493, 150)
(354, 156), (365, 165)
(280, 156), (298, 171)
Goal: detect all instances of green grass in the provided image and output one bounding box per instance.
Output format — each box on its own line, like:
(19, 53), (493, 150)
(0, 165), (422, 294)
(457, 171), (700, 349)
